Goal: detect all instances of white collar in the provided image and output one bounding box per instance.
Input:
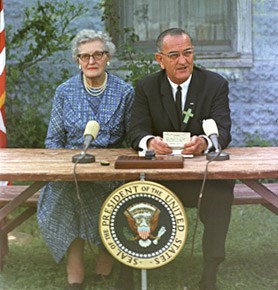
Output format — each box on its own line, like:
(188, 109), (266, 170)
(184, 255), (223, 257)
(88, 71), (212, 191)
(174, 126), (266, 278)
(168, 75), (192, 91)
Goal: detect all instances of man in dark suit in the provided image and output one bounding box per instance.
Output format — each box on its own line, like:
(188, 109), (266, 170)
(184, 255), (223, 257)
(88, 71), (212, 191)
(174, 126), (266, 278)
(127, 28), (234, 290)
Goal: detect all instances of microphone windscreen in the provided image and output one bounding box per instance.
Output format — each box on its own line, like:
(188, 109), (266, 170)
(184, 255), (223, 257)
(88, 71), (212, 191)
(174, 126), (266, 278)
(84, 120), (100, 140)
(202, 119), (219, 137)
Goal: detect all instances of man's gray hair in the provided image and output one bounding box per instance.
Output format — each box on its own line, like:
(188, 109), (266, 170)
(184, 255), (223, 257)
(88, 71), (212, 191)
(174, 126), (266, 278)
(156, 28), (192, 52)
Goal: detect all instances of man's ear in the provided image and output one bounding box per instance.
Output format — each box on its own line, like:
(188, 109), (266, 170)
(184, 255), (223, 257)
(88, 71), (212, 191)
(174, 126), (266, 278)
(155, 53), (165, 70)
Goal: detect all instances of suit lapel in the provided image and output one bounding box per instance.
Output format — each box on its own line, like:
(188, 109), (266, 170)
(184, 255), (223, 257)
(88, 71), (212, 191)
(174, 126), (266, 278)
(160, 74), (180, 131)
(181, 70), (200, 131)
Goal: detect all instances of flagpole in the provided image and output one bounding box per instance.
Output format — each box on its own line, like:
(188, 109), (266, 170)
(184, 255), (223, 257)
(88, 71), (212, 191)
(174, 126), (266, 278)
(141, 269), (148, 290)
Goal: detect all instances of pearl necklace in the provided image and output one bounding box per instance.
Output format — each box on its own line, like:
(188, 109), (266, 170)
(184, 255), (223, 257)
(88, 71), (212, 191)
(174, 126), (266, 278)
(83, 72), (108, 96)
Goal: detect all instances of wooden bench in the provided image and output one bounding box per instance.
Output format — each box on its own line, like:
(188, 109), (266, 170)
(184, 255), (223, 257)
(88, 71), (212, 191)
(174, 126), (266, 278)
(0, 183), (277, 271)
(0, 185), (39, 271)
(233, 183), (277, 204)
(232, 183), (278, 214)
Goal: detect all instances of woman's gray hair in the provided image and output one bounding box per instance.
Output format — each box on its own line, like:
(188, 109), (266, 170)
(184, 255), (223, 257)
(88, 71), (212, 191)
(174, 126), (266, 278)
(72, 29), (116, 62)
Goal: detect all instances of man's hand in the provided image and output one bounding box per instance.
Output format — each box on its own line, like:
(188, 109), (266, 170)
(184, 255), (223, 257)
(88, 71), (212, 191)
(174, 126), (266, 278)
(148, 136), (172, 155)
(182, 136), (207, 155)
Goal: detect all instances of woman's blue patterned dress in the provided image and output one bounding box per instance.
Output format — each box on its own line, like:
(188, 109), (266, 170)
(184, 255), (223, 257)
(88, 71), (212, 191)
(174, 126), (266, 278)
(37, 72), (134, 262)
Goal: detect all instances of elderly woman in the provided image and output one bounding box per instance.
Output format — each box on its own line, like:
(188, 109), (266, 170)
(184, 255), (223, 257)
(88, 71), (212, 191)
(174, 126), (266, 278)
(37, 29), (134, 290)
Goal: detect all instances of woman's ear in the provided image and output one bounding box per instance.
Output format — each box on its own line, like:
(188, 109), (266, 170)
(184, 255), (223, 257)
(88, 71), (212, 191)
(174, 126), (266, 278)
(106, 54), (112, 66)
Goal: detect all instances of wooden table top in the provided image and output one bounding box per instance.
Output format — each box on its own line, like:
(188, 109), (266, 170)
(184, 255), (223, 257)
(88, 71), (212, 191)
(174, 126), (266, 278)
(0, 147), (277, 181)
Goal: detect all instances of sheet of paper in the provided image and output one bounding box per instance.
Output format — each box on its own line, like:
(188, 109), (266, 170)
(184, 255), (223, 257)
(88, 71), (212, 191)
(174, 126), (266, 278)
(138, 132), (193, 158)
(138, 150), (193, 158)
(163, 131), (191, 149)
(171, 149), (194, 158)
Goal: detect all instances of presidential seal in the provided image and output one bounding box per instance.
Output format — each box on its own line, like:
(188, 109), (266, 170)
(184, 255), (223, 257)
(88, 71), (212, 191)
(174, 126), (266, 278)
(99, 180), (187, 269)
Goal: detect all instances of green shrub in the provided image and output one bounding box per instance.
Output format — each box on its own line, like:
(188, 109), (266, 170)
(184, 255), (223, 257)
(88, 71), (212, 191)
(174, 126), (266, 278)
(6, 0), (159, 148)
(5, 0), (87, 148)
(244, 132), (273, 147)
(95, 0), (160, 88)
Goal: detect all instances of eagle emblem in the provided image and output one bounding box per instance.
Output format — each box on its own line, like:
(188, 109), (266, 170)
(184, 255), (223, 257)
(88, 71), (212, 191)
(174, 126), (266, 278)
(124, 202), (166, 248)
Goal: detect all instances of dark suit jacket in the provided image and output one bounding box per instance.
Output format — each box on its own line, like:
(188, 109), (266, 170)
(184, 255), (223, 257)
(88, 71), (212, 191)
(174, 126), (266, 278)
(128, 66), (232, 151)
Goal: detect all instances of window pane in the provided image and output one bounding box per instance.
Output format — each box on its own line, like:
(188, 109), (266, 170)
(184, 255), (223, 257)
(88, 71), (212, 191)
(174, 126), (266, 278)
(117, 0), (233, 52)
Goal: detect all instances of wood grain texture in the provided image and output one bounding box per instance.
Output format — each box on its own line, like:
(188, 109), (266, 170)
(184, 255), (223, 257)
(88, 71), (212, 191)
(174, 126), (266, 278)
(0, 147), (277, 181)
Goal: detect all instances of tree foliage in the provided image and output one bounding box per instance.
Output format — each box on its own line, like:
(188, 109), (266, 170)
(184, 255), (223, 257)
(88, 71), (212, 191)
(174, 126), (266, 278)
(5, 0), (88, 148)
(94, 0), (160, 87)
(6, 0), (160, 148)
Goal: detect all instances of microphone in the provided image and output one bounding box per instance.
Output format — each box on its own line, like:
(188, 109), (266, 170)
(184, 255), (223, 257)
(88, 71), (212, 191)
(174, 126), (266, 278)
(83, 120), (100, 153)
(202, 119), (229, 161)
(202, 119), (220, 153)
(72, 121), (100, 163)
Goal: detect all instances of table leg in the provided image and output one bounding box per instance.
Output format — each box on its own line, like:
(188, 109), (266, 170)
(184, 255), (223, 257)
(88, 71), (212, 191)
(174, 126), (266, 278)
(0, 181), (46, 221)
(0, 181), (46, 271)
(240, 179), (278, 214)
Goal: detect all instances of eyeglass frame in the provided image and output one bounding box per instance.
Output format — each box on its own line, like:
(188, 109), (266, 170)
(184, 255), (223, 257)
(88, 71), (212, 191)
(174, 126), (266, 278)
(159, 47), (194, 61)
(77, 51), (109, 62)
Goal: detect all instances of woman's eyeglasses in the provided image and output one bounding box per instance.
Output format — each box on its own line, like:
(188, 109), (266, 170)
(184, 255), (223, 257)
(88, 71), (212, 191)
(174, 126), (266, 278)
(78, 51), (108, 62)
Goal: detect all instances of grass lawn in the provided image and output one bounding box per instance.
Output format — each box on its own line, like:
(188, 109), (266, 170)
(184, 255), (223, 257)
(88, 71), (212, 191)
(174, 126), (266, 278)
(0, 205), (277, 290)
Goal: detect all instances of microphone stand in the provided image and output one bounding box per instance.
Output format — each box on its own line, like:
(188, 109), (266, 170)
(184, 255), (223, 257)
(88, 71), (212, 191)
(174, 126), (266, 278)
(72, 150), (96, 163)
(206, 148), (230, 161)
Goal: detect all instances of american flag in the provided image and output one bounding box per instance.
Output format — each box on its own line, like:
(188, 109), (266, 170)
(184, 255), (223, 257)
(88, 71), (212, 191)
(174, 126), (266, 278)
(0, 0), (8, 186)
(0, 0), (6, 147)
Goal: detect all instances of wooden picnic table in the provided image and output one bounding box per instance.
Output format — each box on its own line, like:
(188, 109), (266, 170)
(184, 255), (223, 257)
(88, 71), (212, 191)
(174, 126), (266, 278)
(0, 147), (277, 271)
